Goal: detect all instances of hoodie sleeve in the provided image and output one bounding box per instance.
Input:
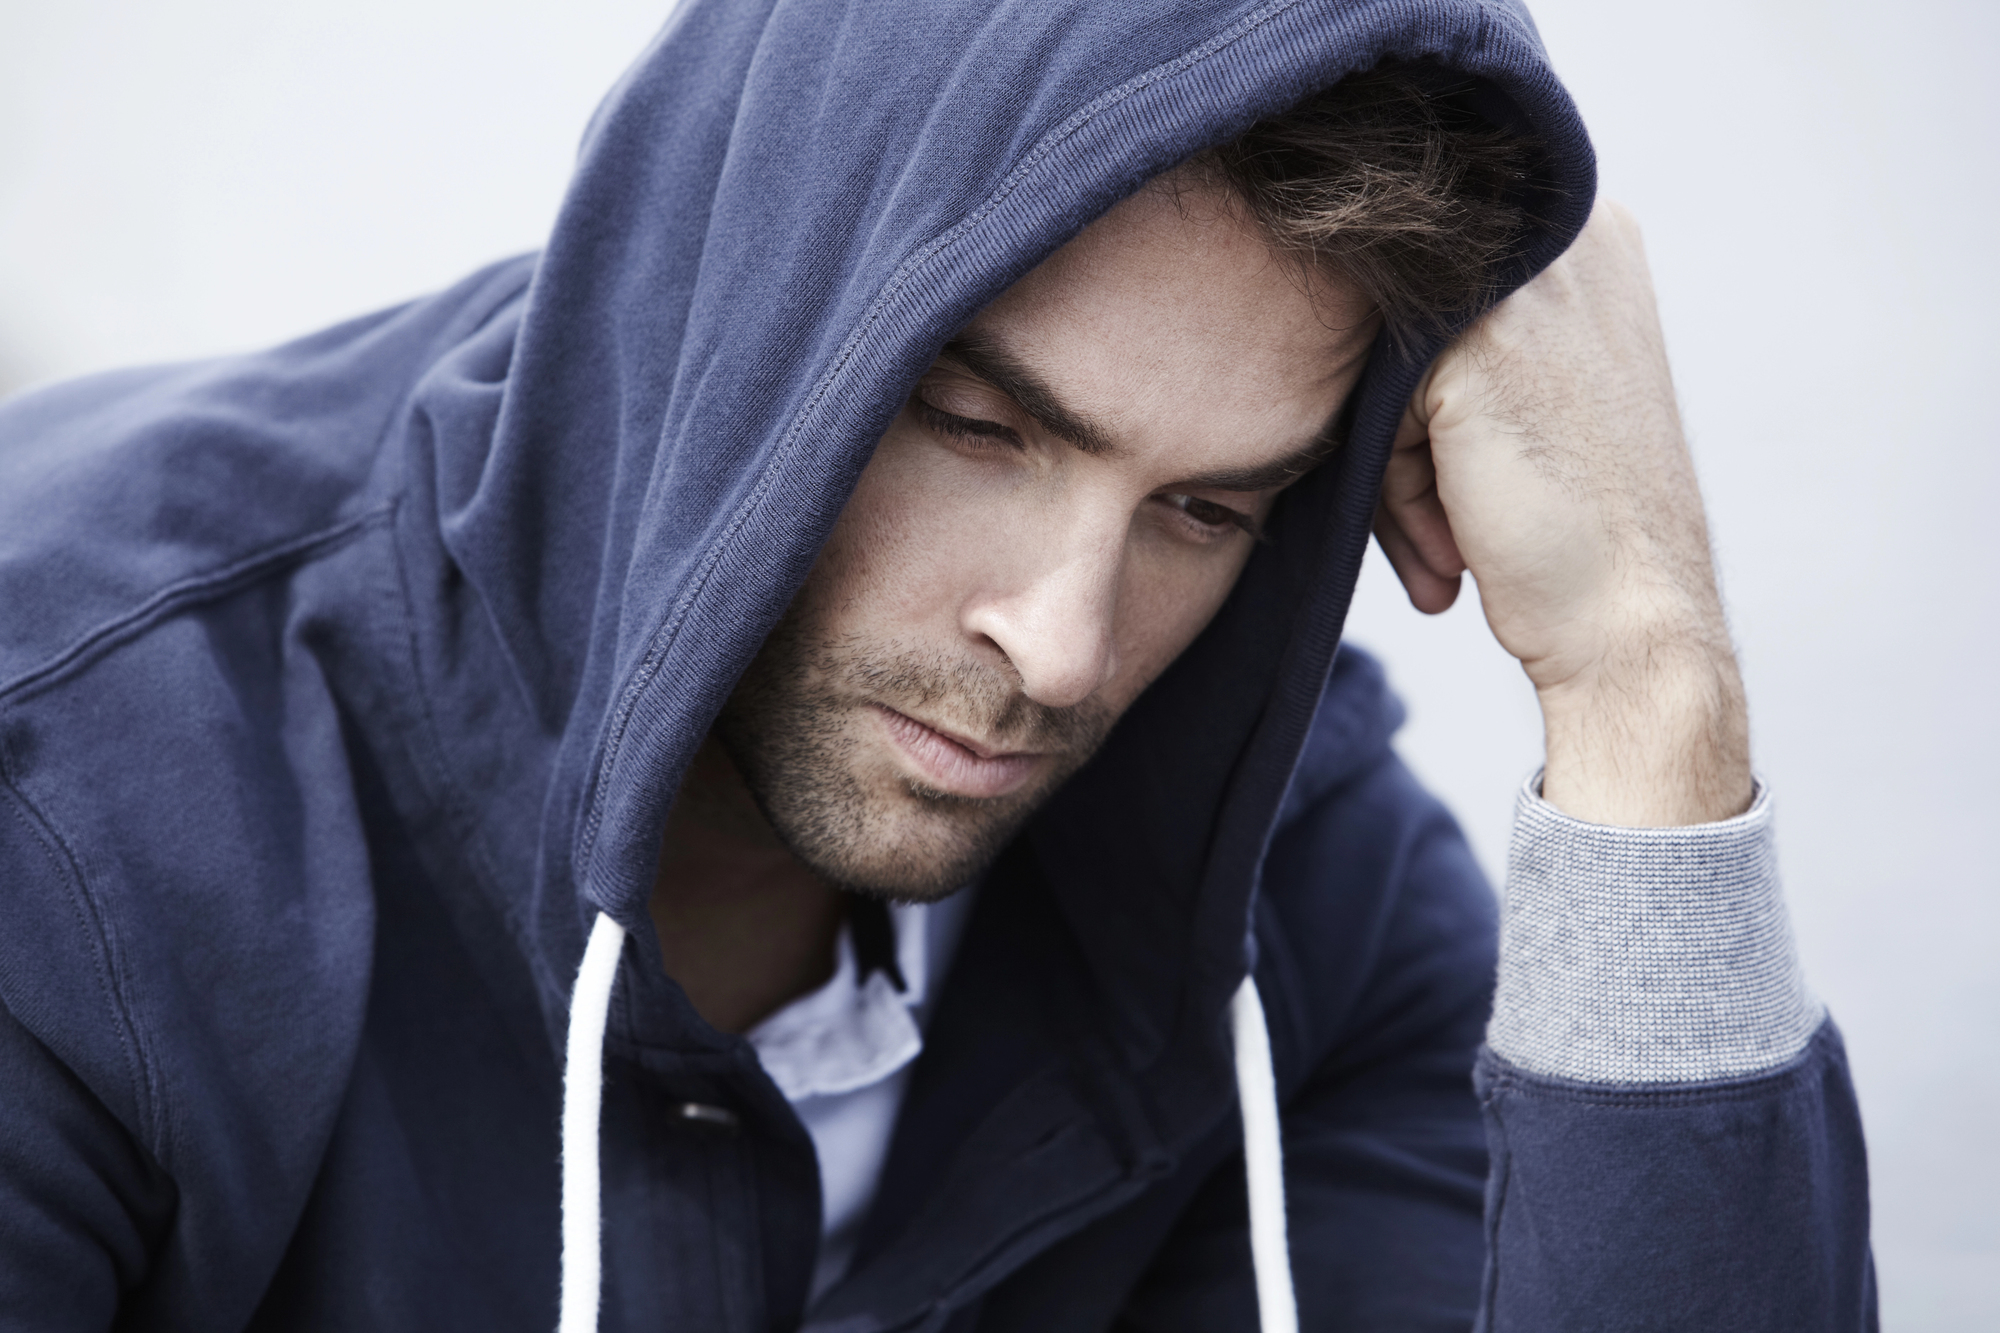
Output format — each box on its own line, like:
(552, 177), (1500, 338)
(1476, 778), (1878, 1329)
(0, 999), (173, 1330)
(1119, 761), (1875, 1333)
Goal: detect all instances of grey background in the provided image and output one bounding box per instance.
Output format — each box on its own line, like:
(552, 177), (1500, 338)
(2, 0), (1992, 1324)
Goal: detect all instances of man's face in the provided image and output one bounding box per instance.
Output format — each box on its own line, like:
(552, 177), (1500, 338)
(719, 176), (1376, 899)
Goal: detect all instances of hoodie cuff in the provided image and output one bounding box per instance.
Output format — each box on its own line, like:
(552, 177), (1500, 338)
(1486, 774), (1823, 1085)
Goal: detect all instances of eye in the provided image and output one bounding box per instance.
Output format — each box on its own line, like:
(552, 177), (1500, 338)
(913, 397), (1023, 450)
(1162, 492), (1261, 541)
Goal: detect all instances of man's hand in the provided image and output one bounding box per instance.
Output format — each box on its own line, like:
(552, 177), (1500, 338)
(1373, 200), (1752, 827)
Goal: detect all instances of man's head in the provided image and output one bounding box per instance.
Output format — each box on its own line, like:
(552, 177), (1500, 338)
(717, 65), (1540, 900)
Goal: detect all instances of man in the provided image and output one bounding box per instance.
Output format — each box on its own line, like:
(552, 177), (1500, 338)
(0, 1), (1873, 1330)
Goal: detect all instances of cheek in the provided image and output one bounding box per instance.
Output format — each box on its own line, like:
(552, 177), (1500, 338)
(800, 424), (995, 634)
(1104, 531), (1255, 707)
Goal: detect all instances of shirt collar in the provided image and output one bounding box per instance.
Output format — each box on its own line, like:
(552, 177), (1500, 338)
(745, 896), (955, 1101)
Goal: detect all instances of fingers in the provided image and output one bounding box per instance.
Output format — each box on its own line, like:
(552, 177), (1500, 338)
(1373, 504), (1462, 614)
(1375, 403), (1467, 614)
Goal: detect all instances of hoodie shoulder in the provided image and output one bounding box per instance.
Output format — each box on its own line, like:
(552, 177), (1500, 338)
(1275, 643), (1409, 826)
(0, 258), (531, 691)
(0, 259), (539, 1321)
(1260, 644), (1497, 1075)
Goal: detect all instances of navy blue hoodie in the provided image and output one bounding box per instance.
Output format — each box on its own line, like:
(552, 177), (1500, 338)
(0, 0), (1872, 1328)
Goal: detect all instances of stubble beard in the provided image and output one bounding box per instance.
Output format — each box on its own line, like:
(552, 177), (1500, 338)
(714, 602), (1116, 903)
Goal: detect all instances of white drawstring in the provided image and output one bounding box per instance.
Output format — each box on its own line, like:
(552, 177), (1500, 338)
(559, 911), (628, 1333)
(1231, 975), (1298, 1333)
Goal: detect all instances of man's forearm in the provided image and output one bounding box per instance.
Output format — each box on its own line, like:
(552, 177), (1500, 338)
(1371, 194), (1873, 1323)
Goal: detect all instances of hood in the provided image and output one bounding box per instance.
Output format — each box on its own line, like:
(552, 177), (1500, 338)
(401, 0), (1593, 1053)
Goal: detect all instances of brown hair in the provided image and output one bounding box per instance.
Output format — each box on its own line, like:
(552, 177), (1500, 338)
(1202, 63), (1549, 349)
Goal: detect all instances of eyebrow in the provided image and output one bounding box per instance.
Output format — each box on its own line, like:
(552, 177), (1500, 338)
(1169, 434), (1341, 493)
(933, 331), (1343, 492)
(936, 334), (1116, 456)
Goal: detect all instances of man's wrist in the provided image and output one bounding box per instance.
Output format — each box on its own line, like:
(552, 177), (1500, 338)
(1534, 630), (1752, 827)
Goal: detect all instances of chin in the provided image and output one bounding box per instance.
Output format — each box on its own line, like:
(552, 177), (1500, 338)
(775, 782), (1033, 903)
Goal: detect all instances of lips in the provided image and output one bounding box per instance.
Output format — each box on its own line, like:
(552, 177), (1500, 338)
(873, 705), (1042, 800)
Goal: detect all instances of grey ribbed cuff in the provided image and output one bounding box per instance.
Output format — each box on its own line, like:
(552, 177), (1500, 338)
(1486, 775), (1822, 1085)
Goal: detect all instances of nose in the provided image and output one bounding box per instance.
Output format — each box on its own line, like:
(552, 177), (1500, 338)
(961, 519), (1122, 710)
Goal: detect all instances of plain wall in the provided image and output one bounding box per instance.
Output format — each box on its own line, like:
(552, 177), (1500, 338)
(3, 0), (1993, 1324)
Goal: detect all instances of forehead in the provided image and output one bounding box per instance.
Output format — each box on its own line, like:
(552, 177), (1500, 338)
(960, 175), (1376, 464)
